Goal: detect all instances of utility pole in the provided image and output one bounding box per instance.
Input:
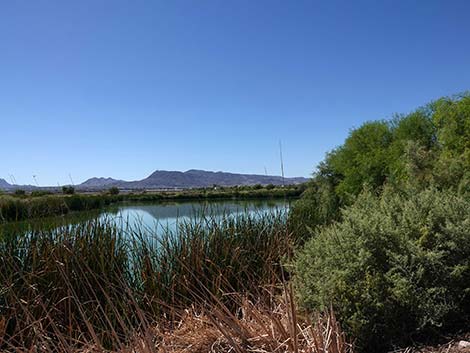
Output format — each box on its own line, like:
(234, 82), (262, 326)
(279, 140), (285, 187)
(32, 175), (39, 187)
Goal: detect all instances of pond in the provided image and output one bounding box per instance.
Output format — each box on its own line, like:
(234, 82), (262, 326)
(0, 198), (291, 237)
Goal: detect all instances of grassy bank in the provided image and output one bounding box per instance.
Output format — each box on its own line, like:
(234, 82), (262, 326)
(0, 194), (121, 223)
(0, 211), (352, 352)
(0, 184), (305, 223)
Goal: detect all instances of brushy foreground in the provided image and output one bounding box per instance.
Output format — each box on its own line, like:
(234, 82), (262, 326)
(0, 211), (352, 352)
(0, 290), (351, 353)
(294, 187), (470, 352)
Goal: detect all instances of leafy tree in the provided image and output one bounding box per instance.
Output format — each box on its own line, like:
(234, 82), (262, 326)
(289, 161), (341, 238)
(291, 93), (470, 233)
(326, 121), (393, 197)
(433, 94), (470, 157)
(432, 94), (470, 188)
(387, 109), (437, 184)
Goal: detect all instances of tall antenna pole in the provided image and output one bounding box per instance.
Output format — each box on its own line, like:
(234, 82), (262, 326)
(264, 166), (268, 176)
(32, 175), (39, 187)
(279, 140), (285, 187)
(69, 173), (75, 186)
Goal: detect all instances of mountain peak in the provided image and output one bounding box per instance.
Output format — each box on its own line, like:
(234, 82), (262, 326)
(132, 169), (307, 189)
(0, 178), (12, 189)
(80, 177), (121, 188)
(185, 169), (211, 174)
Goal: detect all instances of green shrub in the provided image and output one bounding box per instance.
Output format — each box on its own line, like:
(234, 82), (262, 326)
(31, 190), (53, 197)
(27, 196), (68, 218)
(62, 186), (75, 195)
(0, 197), (27, 222)
(289, 178), (340, 238)
(294, 187), (470, 351)
(108, 186), (120, 195)
(14, 189), (26, 196)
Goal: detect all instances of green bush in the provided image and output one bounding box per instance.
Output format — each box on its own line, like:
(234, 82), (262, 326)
(108, 186), (120, 195)
(288, 181), (340, 238)
(28, 196), (68, 218)
(294, 187), (470, 351)
(62, 186), (75, 195)
(31, 190), (53, 197)
(14, 189), (26, 196)
(0, 197), (27, 222)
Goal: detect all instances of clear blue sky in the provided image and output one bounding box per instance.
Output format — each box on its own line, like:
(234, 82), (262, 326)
(1, 0), (469, 186)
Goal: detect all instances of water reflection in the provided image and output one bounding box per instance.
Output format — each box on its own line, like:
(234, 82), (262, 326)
(101, 199), (289, 233)
(1, 199), (289, 238)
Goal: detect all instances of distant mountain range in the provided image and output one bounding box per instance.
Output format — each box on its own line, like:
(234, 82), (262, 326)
(0, 170), (308, 191)
(0, 178), (36, 191)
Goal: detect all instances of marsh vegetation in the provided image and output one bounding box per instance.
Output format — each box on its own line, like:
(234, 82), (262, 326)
(2, 94), (470, 352)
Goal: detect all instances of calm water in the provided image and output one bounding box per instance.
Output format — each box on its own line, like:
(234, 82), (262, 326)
(1, 199), (290, 236)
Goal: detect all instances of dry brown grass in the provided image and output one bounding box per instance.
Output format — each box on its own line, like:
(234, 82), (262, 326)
(158, 295), (352, 353)
(0, 286), (353, 353)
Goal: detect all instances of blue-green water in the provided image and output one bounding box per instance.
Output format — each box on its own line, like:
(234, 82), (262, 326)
(1, 199), (290, 236)
(103, 199), (288, 231)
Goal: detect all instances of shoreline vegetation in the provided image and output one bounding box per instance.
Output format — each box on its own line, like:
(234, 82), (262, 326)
(0, 184), (305, 223)
(2, 93), (470, 352)
(0, 213), (353, 353)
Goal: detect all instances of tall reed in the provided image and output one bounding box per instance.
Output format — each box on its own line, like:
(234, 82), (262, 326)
(0, 210), (352, 352)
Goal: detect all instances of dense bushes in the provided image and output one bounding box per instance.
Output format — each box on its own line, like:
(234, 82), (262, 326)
(291, 94), (470, 233)
(290, 93), (470, 351)
(294, 187), (470, 351)
(288, 178), (339, 238)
